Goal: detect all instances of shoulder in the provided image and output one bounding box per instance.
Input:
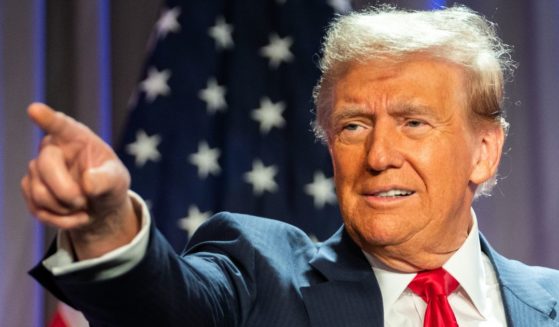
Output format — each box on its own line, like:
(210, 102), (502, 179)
(499, 257), (559, 294)
(186, 212), (318, 260)
(487, 244), (559, 299)
(482, 235), (559, 297)
(189, 212), (314, 243)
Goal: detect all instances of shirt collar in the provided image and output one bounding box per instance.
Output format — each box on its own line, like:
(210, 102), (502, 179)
(363, 209), (487, 320)
(443, 209), (487, 317)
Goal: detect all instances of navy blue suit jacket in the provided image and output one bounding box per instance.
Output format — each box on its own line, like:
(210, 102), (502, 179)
(31, 212), (559, 326)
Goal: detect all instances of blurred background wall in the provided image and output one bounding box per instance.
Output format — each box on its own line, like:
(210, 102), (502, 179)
(0, 0), (557, 325)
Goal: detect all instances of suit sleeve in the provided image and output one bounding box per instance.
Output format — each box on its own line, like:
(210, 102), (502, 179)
(30, 213), (257, 327)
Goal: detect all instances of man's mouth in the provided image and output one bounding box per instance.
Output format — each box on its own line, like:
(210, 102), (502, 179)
(372, 189), (415, 198)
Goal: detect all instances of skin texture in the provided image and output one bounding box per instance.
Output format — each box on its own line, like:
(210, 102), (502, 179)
(327, 57), (504, 272)
(21, 103), (139, 260)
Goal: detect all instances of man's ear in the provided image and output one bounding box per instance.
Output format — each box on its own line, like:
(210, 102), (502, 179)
(470, 126), (505, 184)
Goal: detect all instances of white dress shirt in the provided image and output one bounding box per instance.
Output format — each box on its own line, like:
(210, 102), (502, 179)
(43, 196), (508, 326)
(364, 210), (507, 326)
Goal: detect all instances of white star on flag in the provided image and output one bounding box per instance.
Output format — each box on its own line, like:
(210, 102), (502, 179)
(156, 7), (181, 39)
(178, 205), (212, 237)
(140, 67), (171, 102)
(199, 78), (227, 114)
(328, 0), (351, 13)
(188, 141), (221, 179)
(209, 16), (234, 50)
(304, 171), (337, 208)
(125, 130), (161, 167)
(251, 97), (286, 134)
(260, 34), (294, 68)
(244, 159), (278, 195)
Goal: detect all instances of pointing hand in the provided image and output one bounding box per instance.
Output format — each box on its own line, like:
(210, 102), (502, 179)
(21, 103), (139, 259)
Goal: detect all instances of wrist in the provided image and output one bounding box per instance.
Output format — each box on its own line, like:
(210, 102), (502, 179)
(69, 196), (140, 260)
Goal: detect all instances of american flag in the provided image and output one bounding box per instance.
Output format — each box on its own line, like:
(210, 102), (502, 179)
(116, 0), (351, 252)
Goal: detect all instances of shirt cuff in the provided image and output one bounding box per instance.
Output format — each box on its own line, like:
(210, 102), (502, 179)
(42, 191), (151, 280)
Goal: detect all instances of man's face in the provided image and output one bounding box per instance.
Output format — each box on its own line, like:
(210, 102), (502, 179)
(328, 57), (500, 270)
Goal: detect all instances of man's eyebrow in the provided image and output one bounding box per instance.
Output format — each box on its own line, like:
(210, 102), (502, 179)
(331, 107), (373, 123)
(331, 103), (434, 121)
(388, 103), (434, 116)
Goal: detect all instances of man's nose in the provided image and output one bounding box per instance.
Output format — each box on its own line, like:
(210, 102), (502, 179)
(366, 124), (404, 172)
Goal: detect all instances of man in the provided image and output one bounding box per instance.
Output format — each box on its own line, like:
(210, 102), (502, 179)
(23, 6), (559, 327)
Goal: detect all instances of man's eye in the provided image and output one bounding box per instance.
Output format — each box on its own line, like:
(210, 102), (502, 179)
(336, 123), (368, 144)
(406, 120), (424, 128)
(344, 123), (362, 131)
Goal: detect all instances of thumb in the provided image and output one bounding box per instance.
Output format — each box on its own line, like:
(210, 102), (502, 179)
(82, 159), (131, 198)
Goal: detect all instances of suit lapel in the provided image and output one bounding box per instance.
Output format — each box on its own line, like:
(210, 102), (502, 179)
(302, 227), (384, 327)
(480, 234), (559, 327)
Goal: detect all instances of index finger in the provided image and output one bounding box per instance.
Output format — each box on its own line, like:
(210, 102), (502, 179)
(27, 103), (88, 141)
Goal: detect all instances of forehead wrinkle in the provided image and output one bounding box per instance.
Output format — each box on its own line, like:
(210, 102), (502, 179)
(332, 96), (432, 124)
(333, 91), (386, 116)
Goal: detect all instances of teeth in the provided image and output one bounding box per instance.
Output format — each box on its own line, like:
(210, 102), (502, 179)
(375, 189), (413, 197)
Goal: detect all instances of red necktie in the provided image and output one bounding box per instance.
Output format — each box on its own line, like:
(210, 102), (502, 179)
(408, 268), (460, 327)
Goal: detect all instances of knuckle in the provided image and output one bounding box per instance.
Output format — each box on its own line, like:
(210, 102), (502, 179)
(39, 135), (53, 149)
(37, 144), (60, 164)
(20, 176), (29, 192)
(21, 181), (35, 208)
(28, 160), (37, 174)
(29, 181), (55, 209)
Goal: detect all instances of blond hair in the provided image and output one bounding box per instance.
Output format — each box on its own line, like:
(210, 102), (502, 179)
(313, 5), (515, 197)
